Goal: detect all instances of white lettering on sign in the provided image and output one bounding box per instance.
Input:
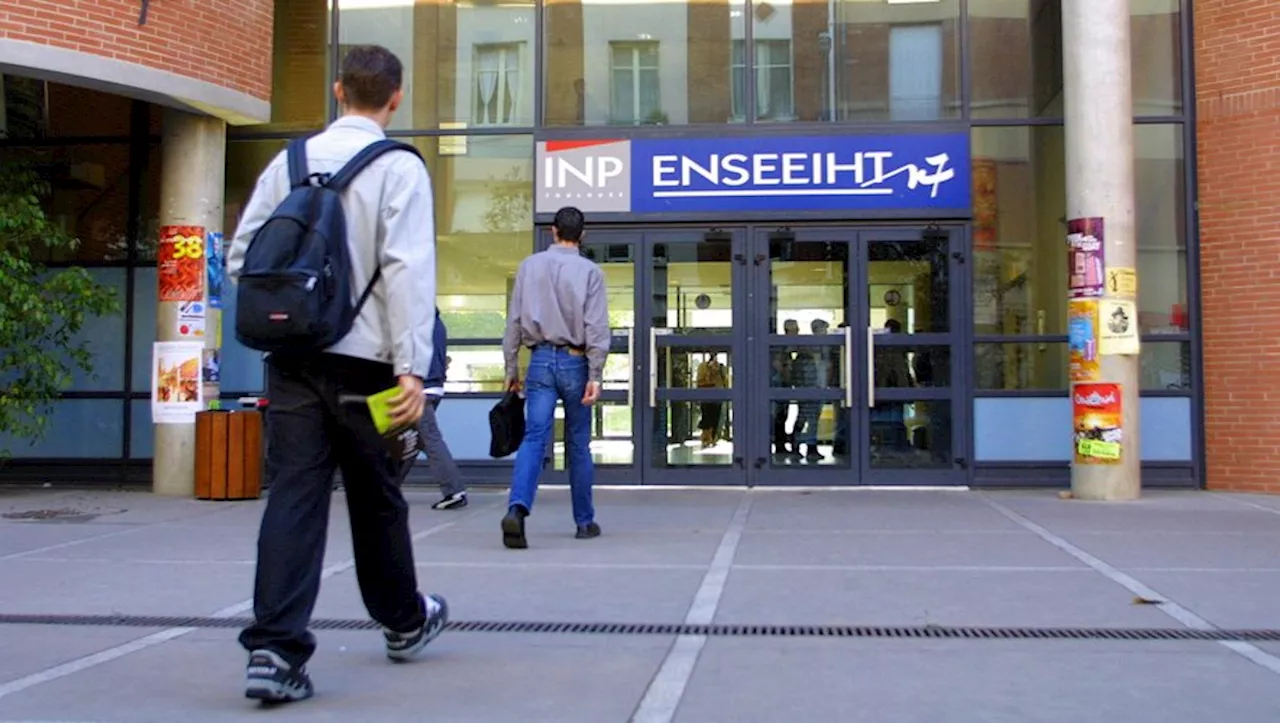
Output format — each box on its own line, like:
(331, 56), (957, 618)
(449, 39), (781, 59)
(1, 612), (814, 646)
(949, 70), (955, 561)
(1074, 390), (1117, 407)
(650, 151), (957, 199)
(544, 156), (625, 189)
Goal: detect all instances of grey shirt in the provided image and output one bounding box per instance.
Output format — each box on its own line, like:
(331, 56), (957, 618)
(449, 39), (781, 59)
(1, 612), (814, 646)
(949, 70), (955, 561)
(503, 244), (610, 382)
(228, 116), (436, 379)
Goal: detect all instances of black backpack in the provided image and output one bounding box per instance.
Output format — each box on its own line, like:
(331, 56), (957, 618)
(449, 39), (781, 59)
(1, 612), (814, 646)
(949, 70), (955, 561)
(234, 136), (424, 353)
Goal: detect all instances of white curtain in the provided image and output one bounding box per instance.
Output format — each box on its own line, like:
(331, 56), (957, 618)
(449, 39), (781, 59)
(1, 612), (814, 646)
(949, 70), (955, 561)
(477, 50), (500, 124)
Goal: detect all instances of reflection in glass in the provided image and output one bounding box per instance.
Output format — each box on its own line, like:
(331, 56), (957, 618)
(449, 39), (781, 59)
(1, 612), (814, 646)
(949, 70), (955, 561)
(1140, 342), (1191, 391)
(268, 0), (332, 131)
(870, 400), (952, 469)
(654, 401), (734, 466)
(579, 242), (637, 391)
(792, 0), (961, 122)
(769, 345), (843, 390)
(658, 348), (732, 389)
(553, 400), (633, 468)
(968, 0), (1063, 119)
(866, 235), (950, 334)
(1131, 0), (1183, 116)
(769, 238), (848, 334)
(871, 345), (951, 388)
(974, 343), (1068, 391)
(970, 126), (1187, 338)
(651, 238), (733, 333)
(544, 0), (743, 125)
(771, 398), (850, 467)
(337, 0), (536, 130)
(440, 346), (515, 393)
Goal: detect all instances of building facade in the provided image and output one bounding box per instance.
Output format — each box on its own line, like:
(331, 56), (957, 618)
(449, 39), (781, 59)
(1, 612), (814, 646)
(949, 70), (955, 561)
(0, 0), (1267, 491)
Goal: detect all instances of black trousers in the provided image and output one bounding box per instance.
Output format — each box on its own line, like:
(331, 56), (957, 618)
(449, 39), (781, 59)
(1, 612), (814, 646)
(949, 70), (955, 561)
(238, 353), (426, 667)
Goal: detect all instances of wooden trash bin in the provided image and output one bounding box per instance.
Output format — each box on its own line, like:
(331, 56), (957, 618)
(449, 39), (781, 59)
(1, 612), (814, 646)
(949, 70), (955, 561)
(195, 409), (264, 500)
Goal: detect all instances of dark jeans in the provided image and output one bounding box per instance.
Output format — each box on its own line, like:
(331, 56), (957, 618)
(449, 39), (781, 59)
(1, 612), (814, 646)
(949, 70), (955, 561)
(238, 353), (426, 668)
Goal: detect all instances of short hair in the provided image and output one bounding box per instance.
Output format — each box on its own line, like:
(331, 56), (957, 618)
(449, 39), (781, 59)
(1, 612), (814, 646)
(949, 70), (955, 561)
(553, 206), (585, 242)
(339, 45), (403, 111)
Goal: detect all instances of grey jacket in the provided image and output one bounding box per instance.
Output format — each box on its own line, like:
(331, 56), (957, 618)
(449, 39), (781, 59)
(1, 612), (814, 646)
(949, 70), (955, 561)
(227, 116), (437, 379)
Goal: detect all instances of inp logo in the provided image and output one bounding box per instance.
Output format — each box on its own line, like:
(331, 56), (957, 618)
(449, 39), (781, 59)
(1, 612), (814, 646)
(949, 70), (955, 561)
(536, 140), (631, 214)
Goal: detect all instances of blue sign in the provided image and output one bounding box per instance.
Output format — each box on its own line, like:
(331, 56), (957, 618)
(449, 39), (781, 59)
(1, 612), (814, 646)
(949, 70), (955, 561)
(628, 133), (970, 214)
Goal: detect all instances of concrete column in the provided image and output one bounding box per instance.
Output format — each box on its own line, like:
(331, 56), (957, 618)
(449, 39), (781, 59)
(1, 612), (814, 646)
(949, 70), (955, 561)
(1063, 0), (1141, 500)
(153, 109), (226, 496)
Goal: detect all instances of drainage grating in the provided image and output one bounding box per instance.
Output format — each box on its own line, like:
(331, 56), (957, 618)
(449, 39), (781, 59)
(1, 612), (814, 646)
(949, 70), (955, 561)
(2, 614), (1280, 642)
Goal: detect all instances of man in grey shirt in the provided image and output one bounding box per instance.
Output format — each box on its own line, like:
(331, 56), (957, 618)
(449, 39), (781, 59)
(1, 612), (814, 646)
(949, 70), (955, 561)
(500, 206), (609, 549)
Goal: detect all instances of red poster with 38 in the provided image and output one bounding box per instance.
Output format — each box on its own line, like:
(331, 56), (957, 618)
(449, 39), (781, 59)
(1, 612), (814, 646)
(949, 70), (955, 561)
(158, 226), (206, 302)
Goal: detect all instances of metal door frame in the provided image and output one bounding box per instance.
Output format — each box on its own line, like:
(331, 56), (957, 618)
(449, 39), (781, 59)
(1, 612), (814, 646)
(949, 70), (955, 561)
(535, 229), (644, 485)
(854, 226), (969, 486)
(746, 226), (861, 485)
(638, 228), (749, 486)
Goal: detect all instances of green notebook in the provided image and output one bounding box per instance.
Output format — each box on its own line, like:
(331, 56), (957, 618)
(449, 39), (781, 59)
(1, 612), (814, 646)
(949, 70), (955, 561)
(366, 386), (404, 436)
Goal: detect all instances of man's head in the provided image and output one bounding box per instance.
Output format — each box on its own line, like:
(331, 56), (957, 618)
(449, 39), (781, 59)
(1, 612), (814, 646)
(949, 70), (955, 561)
(333, 45), (404, 127)
(552, 206), (586, 245)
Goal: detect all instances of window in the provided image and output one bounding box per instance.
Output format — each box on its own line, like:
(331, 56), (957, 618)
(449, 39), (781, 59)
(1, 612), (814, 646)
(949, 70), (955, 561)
(731, 39), (795, 121)
(609, 41), (662, 125)
(888, 24), (944, 121)
(474, 43), (523, 127)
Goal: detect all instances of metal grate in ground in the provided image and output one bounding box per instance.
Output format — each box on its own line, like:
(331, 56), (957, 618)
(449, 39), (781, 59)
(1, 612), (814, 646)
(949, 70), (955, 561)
(2, 613), (1279, 642)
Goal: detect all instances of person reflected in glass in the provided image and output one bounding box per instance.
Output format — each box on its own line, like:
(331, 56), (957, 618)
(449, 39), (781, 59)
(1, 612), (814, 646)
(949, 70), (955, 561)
(772, 319), (801, 458)
(696, 352), (728, 448)
(872, 319), (915, 451)
(795, 319), (835, 462)
(501, 207), (609, 549)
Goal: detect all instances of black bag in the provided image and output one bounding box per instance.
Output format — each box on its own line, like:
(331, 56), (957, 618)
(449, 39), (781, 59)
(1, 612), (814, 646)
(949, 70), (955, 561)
(234, 137), (423, 353)
(489, 390), (526, 458)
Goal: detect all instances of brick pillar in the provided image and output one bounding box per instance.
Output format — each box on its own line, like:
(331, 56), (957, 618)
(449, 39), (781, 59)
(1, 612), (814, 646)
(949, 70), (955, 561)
(687, 0), (732, 123)
(271, 0), (328, 127)
(545, 0), (585, 125)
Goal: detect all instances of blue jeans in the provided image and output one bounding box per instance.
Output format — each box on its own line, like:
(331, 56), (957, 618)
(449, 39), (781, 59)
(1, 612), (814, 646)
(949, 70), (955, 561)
(508, 345), (596, 526)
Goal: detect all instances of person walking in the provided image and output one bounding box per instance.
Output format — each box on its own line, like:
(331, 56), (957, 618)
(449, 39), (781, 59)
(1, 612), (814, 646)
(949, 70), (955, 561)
(500, 206), (609, 549)
(227, 44), (448, 704)
(400, 307), (468, 509)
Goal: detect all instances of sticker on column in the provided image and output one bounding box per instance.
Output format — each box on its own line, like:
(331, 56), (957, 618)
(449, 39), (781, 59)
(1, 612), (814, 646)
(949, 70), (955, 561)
(1072, 383), (1122, 464)
(1067, 299), (1099, 382)
(177, 301), (206, 338)
(158, 226), (206, 302)
(206, 231), (225, 309)
(1066, 218), (1105, 298)
(152, 341), (204, 424)
(202, 348), (221, 410)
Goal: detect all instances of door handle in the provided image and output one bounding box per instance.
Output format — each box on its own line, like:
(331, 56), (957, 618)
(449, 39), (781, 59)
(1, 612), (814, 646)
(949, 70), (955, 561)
(867, 325), (876, 409)
(844, 324), (854, 408)
(754, 457), (767, 469)
(626, 326), (634, 409)
(649, 327), (658, 408)
(734, 456), (744, 469)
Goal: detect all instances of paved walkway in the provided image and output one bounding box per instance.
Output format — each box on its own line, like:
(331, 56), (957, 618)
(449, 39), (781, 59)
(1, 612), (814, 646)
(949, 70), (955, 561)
(0, 485), (1279, 721)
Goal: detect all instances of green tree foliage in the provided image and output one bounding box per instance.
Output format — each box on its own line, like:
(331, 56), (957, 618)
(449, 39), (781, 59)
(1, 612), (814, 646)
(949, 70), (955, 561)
(0, 163), (119, 455)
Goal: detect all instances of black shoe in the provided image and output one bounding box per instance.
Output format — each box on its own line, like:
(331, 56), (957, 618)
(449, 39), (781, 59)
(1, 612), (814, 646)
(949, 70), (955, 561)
(432, 492), (468, 510)
(502, 506), (528, 549)
(575, 522), (601, 540)
(384, 593), (449, 662)
(245, 649), (314, 704)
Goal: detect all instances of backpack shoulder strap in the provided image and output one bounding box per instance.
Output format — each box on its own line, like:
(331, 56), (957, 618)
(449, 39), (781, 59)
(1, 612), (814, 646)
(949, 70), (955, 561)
(285, 137), (311, 189)
(325, 139), (425, 192)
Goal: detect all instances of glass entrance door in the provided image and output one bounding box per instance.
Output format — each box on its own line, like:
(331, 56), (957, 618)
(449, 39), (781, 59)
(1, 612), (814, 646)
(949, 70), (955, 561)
(642, 230), (746, 485)
(858, 227), (966, 485)
(748, 226), (967, 485)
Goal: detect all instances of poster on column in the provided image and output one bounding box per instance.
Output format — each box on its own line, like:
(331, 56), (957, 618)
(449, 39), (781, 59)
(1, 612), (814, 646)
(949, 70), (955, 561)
(157, 226), (206, 302)
(1068, 299), (1100, 382)
(1066, 218), (1105, 298)
(202, 348), (221, 409)
(152, 341), (204, 424)
(206, 231), (225, 309)
(1073, 383), (1122, 464)
(1099, 298), (1141, 355)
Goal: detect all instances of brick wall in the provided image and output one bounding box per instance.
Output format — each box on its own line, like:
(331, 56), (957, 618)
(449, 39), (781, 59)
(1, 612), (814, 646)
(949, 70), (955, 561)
(1195, 2), (1280, 492)
(0, 0), (273, 101)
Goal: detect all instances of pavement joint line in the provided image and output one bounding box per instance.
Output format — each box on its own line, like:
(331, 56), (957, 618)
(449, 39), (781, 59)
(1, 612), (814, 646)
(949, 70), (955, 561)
(0, 498), (504, 701)
(1211, 492), (1280, 516)
(979, 494), (1280, 677)
(630, 491), (754, 723)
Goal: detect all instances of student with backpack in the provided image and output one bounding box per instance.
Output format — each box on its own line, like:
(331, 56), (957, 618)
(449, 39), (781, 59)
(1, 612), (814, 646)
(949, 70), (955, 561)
(399, 307), (468, 509)
(226, 44), (448, 705)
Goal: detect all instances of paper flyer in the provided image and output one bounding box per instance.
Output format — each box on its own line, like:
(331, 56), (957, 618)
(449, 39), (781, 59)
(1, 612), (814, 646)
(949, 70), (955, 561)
(1099, 299), (1141, 355)
(157, 225), (206, 302)
(1067, 299), (1100, 382)
(1073, 383), (1122, 464)
(152, 341), (204, 424)
(207, 231), (225, 309)
(1066, 218), (1105, 298)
